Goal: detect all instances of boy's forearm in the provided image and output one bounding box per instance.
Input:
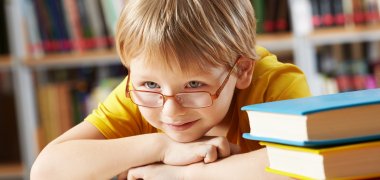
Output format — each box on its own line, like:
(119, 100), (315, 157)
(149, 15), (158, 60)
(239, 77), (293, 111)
(185, 148), (291, 180)
(31, 133), (167, 179)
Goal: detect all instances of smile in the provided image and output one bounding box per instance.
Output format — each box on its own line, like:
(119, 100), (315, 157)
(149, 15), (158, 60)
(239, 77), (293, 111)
(164, 120), (199, 131)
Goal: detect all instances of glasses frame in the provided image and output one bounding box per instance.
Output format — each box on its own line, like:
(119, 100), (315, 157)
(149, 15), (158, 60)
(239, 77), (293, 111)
(125, 56), (242, 108)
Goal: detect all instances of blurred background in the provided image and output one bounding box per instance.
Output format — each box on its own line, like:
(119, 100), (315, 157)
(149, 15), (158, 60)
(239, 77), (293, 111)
(1, 0), (380, 179)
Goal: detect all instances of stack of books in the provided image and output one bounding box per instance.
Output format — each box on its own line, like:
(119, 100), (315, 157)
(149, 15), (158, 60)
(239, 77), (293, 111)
(242, 88), (380, 179)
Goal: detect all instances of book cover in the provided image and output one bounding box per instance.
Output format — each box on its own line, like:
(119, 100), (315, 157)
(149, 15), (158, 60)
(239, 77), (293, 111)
(241, 88), (380, 115)
(261, 141), (380, 179)
(243, 133), (380, 147)
(241, 89), (380, 145)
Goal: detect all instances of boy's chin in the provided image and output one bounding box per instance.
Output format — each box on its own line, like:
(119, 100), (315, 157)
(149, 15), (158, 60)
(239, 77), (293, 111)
(165, 131), (204, 143)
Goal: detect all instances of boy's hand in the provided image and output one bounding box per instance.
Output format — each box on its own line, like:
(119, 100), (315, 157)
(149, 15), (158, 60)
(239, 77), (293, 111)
(118, 163), (184, 180)
(162, 136), (240, 165)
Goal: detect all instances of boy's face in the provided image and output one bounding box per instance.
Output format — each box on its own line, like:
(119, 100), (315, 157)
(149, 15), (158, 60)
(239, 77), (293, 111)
(129, 58), (239, 142)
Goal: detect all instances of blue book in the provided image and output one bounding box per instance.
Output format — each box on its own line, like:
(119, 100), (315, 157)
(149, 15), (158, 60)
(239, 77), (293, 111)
(241, 89), (380, 147)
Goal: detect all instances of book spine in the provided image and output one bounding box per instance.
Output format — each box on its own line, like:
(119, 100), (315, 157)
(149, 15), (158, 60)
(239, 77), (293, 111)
(332, 0), (346, 26)
(99, 0), (118, 37)
(343, 0), (355, 27)
(23, 0), (44, 58)
(352, 0), (366, 25)
(350, 42), (368, 90)
(275, 0), (290, 32)
(61, 0), (86, 52)
(96, 0), (114, 48)
(319, 0), (334, 27)
(76, 0), (96, 50)
(310, 0), (322, 28)
(251, 0), (265, 34)
(83, 0), (108, 49)
(0, 0), (10, 55)
(263, 0), (277, 33)
(363, 0), (380, 24)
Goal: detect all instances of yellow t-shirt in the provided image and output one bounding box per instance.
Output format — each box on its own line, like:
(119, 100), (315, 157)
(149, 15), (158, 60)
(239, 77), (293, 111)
(85, 46), (311, 152)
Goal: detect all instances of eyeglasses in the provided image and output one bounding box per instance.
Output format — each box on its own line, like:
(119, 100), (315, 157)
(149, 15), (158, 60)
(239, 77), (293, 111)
(125, 56), (241, 108)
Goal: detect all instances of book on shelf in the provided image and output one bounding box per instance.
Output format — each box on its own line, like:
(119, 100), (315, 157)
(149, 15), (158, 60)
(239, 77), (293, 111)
(0, 93), (21, 164)
(0, 0), (9, 55)
(350, 42), (368, 91)
(261, 140), (380, 180)
(250, 0), (291, 34)
(250, 0), (265, 34)
(263, 0), (277, 33)
(310, 0), (321, 27)
(319, 0), (335, 27)
(21, 0), (123, 57)
(274, 0), (289, 32)
(310, 0), (380, 28)
(332, 0), (345, 26)
(241, 88), (380, 147)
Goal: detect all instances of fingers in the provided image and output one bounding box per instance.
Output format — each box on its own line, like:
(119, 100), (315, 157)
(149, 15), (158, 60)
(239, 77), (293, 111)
(207, 137), (231, 158)
(197, 137), (239, 163)
(162, 136), (240, 166)
(203, 145), (218, 163)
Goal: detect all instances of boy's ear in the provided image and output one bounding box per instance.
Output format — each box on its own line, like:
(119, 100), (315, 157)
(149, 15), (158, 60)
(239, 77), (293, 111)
(235, 56), (255, 89)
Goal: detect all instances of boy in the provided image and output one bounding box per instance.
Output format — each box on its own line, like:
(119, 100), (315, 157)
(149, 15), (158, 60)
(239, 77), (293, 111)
(31, 0), (310, 179)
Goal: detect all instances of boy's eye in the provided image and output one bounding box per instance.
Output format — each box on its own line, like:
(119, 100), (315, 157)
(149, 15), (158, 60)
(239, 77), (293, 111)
(186, 81), (203, 88)
(144, 81), (160, 89)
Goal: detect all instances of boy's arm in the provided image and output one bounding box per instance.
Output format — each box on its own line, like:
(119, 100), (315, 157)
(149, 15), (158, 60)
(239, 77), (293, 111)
(126, 148), (292, 180)
(31, 121), (167, 179)
(31, 121), (235, 179)
(186, 148), (291, 180)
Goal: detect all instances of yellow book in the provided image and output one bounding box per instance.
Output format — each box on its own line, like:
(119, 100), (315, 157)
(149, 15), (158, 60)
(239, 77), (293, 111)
(260, 141), (380, 180)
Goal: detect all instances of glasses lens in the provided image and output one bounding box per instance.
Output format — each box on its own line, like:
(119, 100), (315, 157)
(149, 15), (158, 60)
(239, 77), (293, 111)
(130, 91), (163, 107)
(176, 92), (212, 108)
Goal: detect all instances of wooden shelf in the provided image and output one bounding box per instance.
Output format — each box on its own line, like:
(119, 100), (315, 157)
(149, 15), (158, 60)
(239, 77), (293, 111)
(24, 49), (121, 68)
(0, 55), (11, 69)
(257, 32), (294, 52)
(0, 163), (23, 179)
(310, 24), (380, 45)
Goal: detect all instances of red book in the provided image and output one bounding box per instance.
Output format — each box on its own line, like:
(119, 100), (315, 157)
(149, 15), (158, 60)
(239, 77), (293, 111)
(332, 0), (345, 26)
(275, 0), (289, 31)
(363, 0), (380, 24)
(311, 0), (322, 27)
(319, 0), (334, 27)
(352, 0), (366, 24)
(263, 0), (277, 33)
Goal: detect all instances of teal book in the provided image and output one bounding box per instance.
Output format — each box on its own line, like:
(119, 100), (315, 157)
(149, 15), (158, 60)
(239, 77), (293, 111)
(241, 89), (380, 147)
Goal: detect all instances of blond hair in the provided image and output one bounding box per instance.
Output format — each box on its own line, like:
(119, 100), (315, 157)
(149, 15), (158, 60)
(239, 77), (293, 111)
(116, 0), (257, 74)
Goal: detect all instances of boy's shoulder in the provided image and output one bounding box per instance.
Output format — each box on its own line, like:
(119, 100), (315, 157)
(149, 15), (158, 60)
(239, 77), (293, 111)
(254, 46), (304, 80)
(238, 46), (311, 103)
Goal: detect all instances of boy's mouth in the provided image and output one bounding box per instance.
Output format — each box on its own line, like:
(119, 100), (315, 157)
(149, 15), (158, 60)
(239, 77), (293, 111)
(164, 120), (199, 131)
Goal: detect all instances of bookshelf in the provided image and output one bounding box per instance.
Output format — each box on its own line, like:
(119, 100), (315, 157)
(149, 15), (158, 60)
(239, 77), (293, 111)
(2, 0), (380, 179)
(256, 32), (294, 52)
(25, 50), (120, 68)
(0, 163), (23, 179)
(0, 56), (11, 69)
(310, 24), (380, 45)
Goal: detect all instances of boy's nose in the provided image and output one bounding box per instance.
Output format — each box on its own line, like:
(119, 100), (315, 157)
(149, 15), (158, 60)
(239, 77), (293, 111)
(162, 97), (186, 118)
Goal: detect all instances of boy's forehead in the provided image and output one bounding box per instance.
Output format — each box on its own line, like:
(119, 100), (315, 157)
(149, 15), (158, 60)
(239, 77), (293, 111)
(129, 56), (225, 77)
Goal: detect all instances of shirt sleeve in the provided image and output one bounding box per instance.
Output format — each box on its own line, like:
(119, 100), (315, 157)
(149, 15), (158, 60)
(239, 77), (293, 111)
(85, 76), (157, 139)
(264, 64), (312, 102)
